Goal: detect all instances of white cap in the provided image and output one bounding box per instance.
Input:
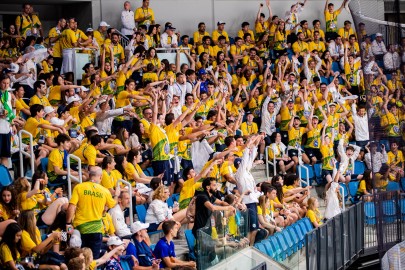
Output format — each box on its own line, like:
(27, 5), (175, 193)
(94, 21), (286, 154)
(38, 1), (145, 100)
(80, 86), (90, 92)
(99, 21), (110, 27)
(86, 28), (94, 32)
(131, 221), (150, 234)
(10, 63), (19, 73)
(67, 96), (80, 104)
(50, 117), (65, 126)
(376, 33), (383, 37)
(69, 230), (82, 248)
(44, 106), (55, 116)
(107, 236), (124, 246)
(217, 21), (226, 25)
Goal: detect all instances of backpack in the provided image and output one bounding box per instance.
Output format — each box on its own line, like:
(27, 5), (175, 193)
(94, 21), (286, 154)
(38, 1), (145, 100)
(185, 196), (197, 223)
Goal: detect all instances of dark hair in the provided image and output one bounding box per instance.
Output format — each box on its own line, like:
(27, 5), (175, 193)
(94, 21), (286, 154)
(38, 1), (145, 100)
(202, 177), (216, 192)
(85, 129), (98, 140)
(82, 63), (92, 71)
(198, 22), (205, 28)
(64, 247), (83, 264)
(55, 133), (71, 146)
(313, 19), (320, 26)
(185, 69), (195, 77)
(0, 186), (17, 220)
(165, 113), (175, 126)
(150, 177), (162, 190)
(363, 170), (373, 191)
(29, 104), (44, 117)
(0, 223), (22, 261)
(33, 80), (45, 91)
(162, 220), (177, 235)
(206, 110), (217, 120)
(284, 173), (299, 186)
(90, 135), (102, 146)
(102, 156), (115, 169)
(273, 182), (284, 202)
(114, 155), (128, 179)
(224, 136), (235, 147)
(234, 37), (242, 43)
(31, 170), (46, 190)
(127, 149), (140, 164)
(183, 166), (194, 180)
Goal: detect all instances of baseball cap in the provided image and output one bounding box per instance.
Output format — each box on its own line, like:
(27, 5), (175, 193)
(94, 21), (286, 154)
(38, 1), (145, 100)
(217, 21), (226, 26)
(99, 21), (110, 27)
(69, 230), (82, 248)
(86, 28), (94, 32)
(10, 63), (19, 73)
(107, 236), (124, 246)
(287, 99), (294, 103)
(44, 106), (55, 116)
(131, 221), (150, 234)
(165, 25), (176, 31)
(328, 102), (337, 107)
(80, 86), (90, 92)
(198, 69), (207, 75)
(234, 158), (242, 169)
(67, 96), (80, 105)
(312, 115), (319, 119)
(375, 33), (383, 37)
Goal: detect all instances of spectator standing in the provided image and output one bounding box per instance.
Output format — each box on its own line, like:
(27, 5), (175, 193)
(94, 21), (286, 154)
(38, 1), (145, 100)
(135, 0), (155, 28)
(121, 1), (136, 39)
(351, 103), (369, 148)
(324, 0), (347, 41)
(383, 44), (400, 73)
(371, 33), (387, 61)
(66, 166), (120, 259)
(15, 3), (43, 38)
(93, 21), (110, 48)
(48, 18), (66, 72)
(0, 75), (15, 167)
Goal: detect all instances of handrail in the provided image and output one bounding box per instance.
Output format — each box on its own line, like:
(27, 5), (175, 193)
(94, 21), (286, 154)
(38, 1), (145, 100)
(265, 146), (277, 179)
(67, 154), (82, 199)
(298, 164), (310, 191)
(117, 179), (133, 225)
(18, 130), (35, 180)
(339, 185), (346, 211)
(155, 47), (190, 52)
(115, 29), (130, 42)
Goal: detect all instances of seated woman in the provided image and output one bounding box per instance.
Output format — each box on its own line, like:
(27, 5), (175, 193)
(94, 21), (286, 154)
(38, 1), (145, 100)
(356, 169), (373, 201)
(257, 195), (282, 236)
(47, 133), (79, 186)
(110, 127), (131, 156)
(268, 132), (295, 175)
(18, 210), (67, 269)
(271, 176), (300, 223)
(283, 174), (311, 217)
(0, 223), (26, 269)
(0, 186), (19, 221)
(145, 186), (187, 232)
(14, 172), (68, 226)
(306, 197), (323, 228)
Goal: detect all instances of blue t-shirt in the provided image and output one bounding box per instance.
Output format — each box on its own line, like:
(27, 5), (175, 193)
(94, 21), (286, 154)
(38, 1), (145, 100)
(153, 237), (176, 268)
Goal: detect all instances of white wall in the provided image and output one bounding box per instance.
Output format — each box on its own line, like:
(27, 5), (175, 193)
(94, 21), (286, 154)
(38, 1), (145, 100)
(96, 0), (360, 38)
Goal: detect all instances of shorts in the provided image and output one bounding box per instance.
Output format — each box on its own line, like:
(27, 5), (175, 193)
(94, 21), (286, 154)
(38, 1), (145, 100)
(305, 148), (322, 160)
(147, 222), (161, 233)
(152, 160), (172, 186)
(288, 149), (299, 157)
(280, 131), (289, 146)
(275, 159), (293, 167)
(0, 132), (11, 158)
(263, 135), (272, 146)
(170, 158), (181, 183)
(246, 203), (259, 232)
(322, 169), (333, 181)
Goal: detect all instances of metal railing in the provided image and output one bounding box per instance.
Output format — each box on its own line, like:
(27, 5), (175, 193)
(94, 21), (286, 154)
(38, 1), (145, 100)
(297, 164), (310, 190)
(18, 130), (35, 180)
(306, 202), (364, 270)
(265, 146), (277, 179)
(117, 179), (133, 224)
(67, 154), (82, 199)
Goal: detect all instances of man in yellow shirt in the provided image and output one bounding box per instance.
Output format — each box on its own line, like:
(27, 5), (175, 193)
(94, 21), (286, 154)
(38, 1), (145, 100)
(15, 3), (43, 37)
(73, 134), (103, 167)
(230, 37), (247, 66)
(135, 0), (155, 27)
(93, 21), (110, 47)
(212, 21), (230, 45)
(104, 32), (125, 66)
(66, 166), (120, 259)
(324, 0), (347, 41)
(238, 22), (255, 44)
(48, 18), (66, 72)
(29, 80), (51, 107)
(338, 20), (356, 42)
(197, 36), (214, 60)
(240, 112), (259, 139)
(193, 22), (210, 47)
(309, 31), (326, 53)
(292, 32), (309, 56)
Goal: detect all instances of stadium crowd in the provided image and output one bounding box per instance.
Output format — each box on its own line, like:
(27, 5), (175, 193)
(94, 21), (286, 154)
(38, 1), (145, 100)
(0, 0), (404, 269)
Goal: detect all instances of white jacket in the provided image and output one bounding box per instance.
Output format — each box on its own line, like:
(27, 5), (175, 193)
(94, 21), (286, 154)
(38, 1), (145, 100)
(236, 147), (261, 205)
(145, 199), (172, 224)
(337, 139), (361, 175)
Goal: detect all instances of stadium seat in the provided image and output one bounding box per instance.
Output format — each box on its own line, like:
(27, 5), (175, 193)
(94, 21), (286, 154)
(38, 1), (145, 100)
(0, 165), (12, 188)
(185, 230), (197, 260)
(235, 129), (243, 136)
(150, 244), (156, 250)
(339, 183), (349, 202)
(400, 199), (405, 221)
(364, 202), (376, 225)
(297, 164), (314, 186)
(386, 181), (400, 192)
(401, 178), (405, 192)
(268, 235), (285, 261)
(348, 181), (360, 203)
(274, 232), (292, 256)
(166, 196), (174, 207)
(379, 139), (390, 151)
(136, 205), (147, 223)
(291, 223), (305, 248)
(302, 217), (314, 232)
(284, 226), (299, 251)
(281, 229), (297, 253)
(172, 193), (180, 202)
(331, 62), (341, 72)
(254, 242), (267, 255)
(352, 161), (365, 179)
(120, 259), (132, 270)
(261, 239), (276, 259)
(313, 163), (323, 185)
(382, 200), (396, 223)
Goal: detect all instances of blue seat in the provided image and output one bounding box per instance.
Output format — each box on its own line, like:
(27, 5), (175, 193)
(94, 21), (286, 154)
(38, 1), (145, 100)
(268, 236), (285, 261)
(136, 205), (147, 223)
(297, 164), (314, 186)
(386, 181), (400, 192)
(254, 242), (267, 255)
(348, 181), (360, 203)
(284, 227), (299, 252)
(364, 202), (376, 225)
(145, 167), (154, 176)
(400, 199), (405, 221)
(120, 259), (132, 270)
(0, 164), (12, 188)
(150, 244), (156, 250)
(40, 158), (48, 172)
(313, 163), (323, 184)
(291, 223), (305, 248)
(184, 230), (196, 260)
(261, 239), (276, 259)
(401, 178), (405, 192)
(281, 229), (297, 253)
(379, 139), (390, 151)
(331, 62), (341, 72)
(274, 232), (292, 256)
(166, 196), (174, 207)
(339, 183), (349, 202)
(302, 217), (314, 232)
(352, 161), (365, 179)
(172, 193), (180, 202)
(382, 200), (396, 223)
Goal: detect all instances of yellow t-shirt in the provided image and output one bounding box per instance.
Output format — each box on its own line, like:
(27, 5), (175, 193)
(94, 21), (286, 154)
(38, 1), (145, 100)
(23, 117), (48, 142)
(197, 45), (214, 58)
(102, 212), (115, 236)
(237, 29), (254, 40)
(41, 60), (53, 74)
(101, 170), (118, 190)
(165, 123), (182, 155)
(309, 41), (326, 53)
(288, 127), (306, 149)
(15, 14), (41, 37)
(324, 10), (341, 32)
(305, 125), (323, 149)
(69, 181), (116, 234)
(240, 122), (258, 136)
(292, 41), (309, 56)
(134, 7), (155, 25)
(48, 85), (63, 103)
(212, 30), (229, 43)
(143, 58), (161, 70)
(255, 21), (270, 36)
(60, 29), (88, 50)
(230, 44), (246, 56)
(306, 209), (323, 225)
(73, 143), (98, 166)
(179, 177), (202, 209)
(93, 30), (105, 47)
(357, 179), (367, 195)
(320, 142), (335, 170)
(0, 242), (20, 266)
(15, 98), (29, 117)
(337, 27), (356, 40)
(344, 61), (361, 86)
(48, 27), (62, 57)
(387, 151), (404, 167)
(381, 111), (401, 137)
(47, 149), (65, 181)
(21, 228), (41, 256)
(149, 123), (170, 161)
(29, 95), (51, 107)
(193, 31), (210, 45)
(142, 72), (158, 83)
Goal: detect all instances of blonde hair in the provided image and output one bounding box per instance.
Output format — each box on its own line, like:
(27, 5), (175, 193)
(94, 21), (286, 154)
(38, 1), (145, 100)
(18, 210), (38, 246)
(14, 177), (31, 210)
(307, 197), (318, 211)
(82, 247), (93, 268)
(152, 185), (168, 201)
(258, 195), (268, 214)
